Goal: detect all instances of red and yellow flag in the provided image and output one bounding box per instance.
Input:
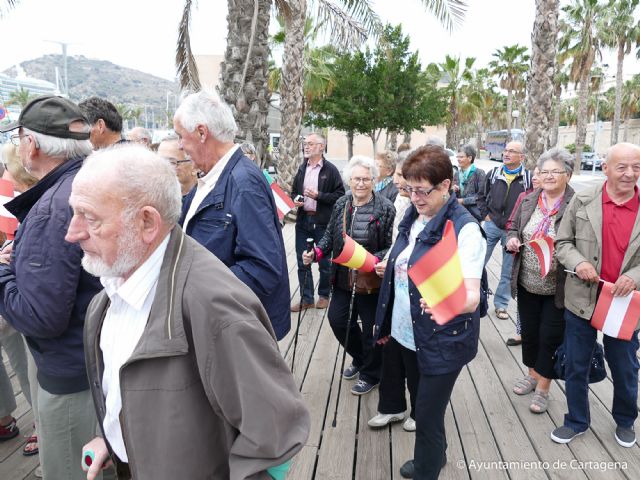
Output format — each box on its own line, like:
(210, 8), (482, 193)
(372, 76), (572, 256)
(332, 234), (377, 272)
(0, 179), (17, 240)
(408, 219), (467, 325)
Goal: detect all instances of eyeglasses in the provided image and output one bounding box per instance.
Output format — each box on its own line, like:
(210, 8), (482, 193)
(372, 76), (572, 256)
(538, 170), (566, 177)
(169, 159), (192, 166)
(9, 134), (21, 146)
(351, 177), (372, 185)
(303, 142), (322, 148)
(504, 149), (523, 155)
(403, 185), (438, 197)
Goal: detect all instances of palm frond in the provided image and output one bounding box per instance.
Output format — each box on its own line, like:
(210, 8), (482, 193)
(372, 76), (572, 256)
(417, 0), (467, 32)
(313, 0), (379, 50)
(0, 0), (19, 18)
(176, 0), (201, 92)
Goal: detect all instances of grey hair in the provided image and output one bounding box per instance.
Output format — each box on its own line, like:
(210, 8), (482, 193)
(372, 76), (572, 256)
(343, 155), (379, 183)
(425, 136), (445, 148)
(537, 147), (574, 176)
(24, 128), (93, 160)
(240, 142), (256, 156)
(161, 133), (179, 143)
(129, 127), (152, 142)
(458, 144), (476, 162)
(376, 150), (397, 174)
(76, 145), (182, 226)
(306, 132), (326, 145)
(174, 90), (237, 143)
(397, 150), (412, 167)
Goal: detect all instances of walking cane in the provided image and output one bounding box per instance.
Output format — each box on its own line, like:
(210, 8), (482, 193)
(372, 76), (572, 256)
(332, 269), (358, 427)
(292, 238), (315, 373)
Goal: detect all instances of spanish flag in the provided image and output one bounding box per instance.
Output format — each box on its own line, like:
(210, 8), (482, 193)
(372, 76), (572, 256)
(332, 234), (377, 272)
(408, 219), (467, 325)
(0, 179), (17, 240)
(263, 169), (295, 220)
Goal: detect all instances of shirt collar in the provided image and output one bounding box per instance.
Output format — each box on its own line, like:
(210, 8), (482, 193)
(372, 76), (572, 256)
(307, 157), (323, 169)
(602, 181), (639, 210)
(101, 234), (170, 310)
(198, 144), (240, 187)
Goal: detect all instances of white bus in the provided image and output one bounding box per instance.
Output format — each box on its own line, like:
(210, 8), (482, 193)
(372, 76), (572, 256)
(485, 129), (524, 160)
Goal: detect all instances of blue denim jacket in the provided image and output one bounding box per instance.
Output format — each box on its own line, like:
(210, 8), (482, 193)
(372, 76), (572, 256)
(181, 149), (290, 340)
(374, 195), (481, 375)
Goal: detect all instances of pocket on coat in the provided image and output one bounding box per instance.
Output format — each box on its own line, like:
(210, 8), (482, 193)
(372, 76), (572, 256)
(435, 321), (476, 361)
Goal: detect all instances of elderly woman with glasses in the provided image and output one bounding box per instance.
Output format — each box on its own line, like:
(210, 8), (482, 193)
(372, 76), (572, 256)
(303, 155), (395, 396)
(373, 145), (486, 479)
(506, 148), (575, 414)
(375, 151), (399, 203)
(453, 144), (486, 221)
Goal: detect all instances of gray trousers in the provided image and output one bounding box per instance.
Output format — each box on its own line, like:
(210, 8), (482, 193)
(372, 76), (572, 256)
(37, 385), (101, 480)
(0, 331), (31, 417)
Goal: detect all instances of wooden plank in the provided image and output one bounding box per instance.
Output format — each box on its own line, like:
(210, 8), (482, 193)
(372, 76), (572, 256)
(440, 405), (469, 480)
(354, 388), (391, 479)
(390, 421), (416, 480)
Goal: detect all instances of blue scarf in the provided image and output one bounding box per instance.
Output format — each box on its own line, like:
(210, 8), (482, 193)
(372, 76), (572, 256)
(375, 176), (393, 193)
(503, 164), (523, 175)
(458, 164), (476, 196)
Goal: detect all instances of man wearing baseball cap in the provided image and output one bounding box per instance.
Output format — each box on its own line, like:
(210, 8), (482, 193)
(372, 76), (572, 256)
(0, 95), (103, 479)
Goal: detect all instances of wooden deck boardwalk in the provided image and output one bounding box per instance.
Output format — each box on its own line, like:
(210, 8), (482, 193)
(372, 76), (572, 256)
(2, 222), (640, 479)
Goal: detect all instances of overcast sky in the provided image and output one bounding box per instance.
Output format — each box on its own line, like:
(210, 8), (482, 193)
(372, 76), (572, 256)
(1, 0), (638, 84)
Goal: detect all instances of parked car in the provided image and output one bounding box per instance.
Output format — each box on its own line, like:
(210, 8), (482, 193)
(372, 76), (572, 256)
(581, 152), (603, 170)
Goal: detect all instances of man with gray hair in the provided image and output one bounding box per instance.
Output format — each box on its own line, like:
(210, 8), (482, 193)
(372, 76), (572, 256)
(157, 133), (197, 196)
(68, 145), (309, 480)
(126, 126), (152, 147)
(173, 91), (291, 340)
(0, 95), (102, 479)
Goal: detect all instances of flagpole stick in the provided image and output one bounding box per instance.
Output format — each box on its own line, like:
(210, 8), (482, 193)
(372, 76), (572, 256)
(332, 269), (358, 428)
(563, 269), (605, 283)
(292, 238), (315, 374)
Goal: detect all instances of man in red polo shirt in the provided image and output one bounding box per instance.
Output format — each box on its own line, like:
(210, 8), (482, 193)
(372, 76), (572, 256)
(554, 142), (640, 447)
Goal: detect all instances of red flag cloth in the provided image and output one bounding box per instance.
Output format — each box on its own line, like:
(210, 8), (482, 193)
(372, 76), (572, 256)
(529, 235), (554, 277)
(591, 281), (640, 341)
(407, 220), (467, 325)
(332, 234), (377, 272)
(0, 179), (17, 240)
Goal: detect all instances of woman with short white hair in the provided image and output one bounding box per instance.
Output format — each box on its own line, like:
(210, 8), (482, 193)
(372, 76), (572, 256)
(303, 155), (395, 395)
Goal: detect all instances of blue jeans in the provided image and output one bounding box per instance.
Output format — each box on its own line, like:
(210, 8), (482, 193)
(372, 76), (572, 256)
(563, 309), (640, 432)
(483, 220), (513, 310)
(296, 215), (331, 304)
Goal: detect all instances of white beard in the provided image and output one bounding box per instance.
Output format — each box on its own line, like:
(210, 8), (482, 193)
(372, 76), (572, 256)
(81, 226), (146, 278)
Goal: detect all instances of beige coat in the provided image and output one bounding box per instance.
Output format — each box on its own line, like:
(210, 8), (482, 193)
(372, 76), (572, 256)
(84, 227), (310, 479)
(556, 184), (640, 323)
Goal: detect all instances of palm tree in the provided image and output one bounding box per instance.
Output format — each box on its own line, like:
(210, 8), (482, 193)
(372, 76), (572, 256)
(0, 0), (18, 17)
(437, 55), (474, 148)
(621, 75), (640, 140)
(558, 0), (604, 175)
(598, 0), (640, 144)
(524, 0), (559, 168)
(7, 88), (35, 108)
(550, 59), (570, 148)
(489, 44), (530, 134)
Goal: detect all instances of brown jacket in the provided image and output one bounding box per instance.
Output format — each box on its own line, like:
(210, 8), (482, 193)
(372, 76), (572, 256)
(556, 183), (640, 322)
(507, 186), (575, 308)
(84, 227), (310, 479)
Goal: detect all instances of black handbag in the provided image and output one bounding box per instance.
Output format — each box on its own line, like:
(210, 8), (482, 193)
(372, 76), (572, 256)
(553, 341), (607, 384)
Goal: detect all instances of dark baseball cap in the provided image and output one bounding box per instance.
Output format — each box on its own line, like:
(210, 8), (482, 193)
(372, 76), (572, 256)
(0, 95), (91, 140)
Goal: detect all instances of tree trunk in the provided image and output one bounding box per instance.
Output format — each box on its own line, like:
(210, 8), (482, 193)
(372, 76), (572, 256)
(524, 0), (558, 169)
(388, 131), (398, 151)
(574, 69), (590, 176)
(277, 0), (307, 193)
(347, 130), (354, 160)
(611, 41), (625, 145)
(624, 115), (630, 141)
(403, 131), (412, 145)
(550, 81), (562, 147)
(446, 99), (456, 148)
(506, 89), (513, 135)
(370, 131), (378, 157)
(219, 0), (272, 166)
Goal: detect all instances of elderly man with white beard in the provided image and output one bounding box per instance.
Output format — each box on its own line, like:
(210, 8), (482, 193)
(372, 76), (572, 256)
(66, 145), (309, 480)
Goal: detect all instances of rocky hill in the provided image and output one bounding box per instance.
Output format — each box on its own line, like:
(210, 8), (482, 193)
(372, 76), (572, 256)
(3, 54), (178, 114)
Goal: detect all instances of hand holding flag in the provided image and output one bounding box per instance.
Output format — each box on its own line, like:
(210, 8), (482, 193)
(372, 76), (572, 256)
(407, 220), (467, 325)
(332, 234), (377, 272)
(591, 281), (640, 341)
(528, 234), (554, 277)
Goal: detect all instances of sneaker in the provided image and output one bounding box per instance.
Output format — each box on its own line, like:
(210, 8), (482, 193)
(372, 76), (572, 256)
(342, 364), (360, 380)
(403, 417), (416, 432)
(400, 460), (414, 479)
(615, 426), (636, 448)
(34, 466), (43, 478)
(368, 412), (405, 428)
(0, 417), (19, 441)
(291, 302), (314, 312)
(316, 297), (329, 309)
(351, 379), (377, 395)
(550, 425), (584, 444)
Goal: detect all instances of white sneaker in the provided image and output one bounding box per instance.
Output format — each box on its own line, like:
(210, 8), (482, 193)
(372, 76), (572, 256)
(35, 466), (43, 478)
(403, 417), (416, 432)
(368, 412), (405, 428)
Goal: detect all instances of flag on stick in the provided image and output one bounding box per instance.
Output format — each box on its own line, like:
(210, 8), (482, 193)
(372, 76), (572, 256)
(591, 281), (640, 341)
(332, 234), (377, 272)
(263, 170), (295, 221)
(0, 179), (17, 240)
(529, 235), (554, 277)
(408, 219), (466, 325)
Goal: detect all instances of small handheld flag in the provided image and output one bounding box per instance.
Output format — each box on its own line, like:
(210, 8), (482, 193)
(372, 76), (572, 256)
(263, 170), (295, 220)
(591, 281), (640, 341)
(332, 234), (377, 272)
(529, 235), (554, 277)
(0, 105), (6, 121)
(408, 220), (467, 325)
(0, 179), (17, 240)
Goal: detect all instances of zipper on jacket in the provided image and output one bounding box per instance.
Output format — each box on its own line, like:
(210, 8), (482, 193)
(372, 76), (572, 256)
(167, 233), (185, 339)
